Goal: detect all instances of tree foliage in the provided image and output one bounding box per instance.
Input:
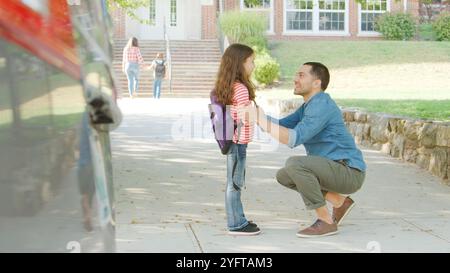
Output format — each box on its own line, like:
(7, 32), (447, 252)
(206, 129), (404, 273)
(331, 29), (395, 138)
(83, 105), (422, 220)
(106, 0), (150, 24)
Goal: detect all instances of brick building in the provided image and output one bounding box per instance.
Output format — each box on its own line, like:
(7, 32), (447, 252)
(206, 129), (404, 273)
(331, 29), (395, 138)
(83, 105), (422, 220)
(111, 0), (420, 40)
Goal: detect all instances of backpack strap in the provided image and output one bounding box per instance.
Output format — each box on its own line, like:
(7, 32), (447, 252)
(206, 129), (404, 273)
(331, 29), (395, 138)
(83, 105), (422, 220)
(235, 120), (243, 144)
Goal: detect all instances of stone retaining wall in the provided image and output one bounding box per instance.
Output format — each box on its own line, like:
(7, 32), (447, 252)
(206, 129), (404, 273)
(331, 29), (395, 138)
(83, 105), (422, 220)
(343, 110), (449, 183)
(258, 97), (450, 184)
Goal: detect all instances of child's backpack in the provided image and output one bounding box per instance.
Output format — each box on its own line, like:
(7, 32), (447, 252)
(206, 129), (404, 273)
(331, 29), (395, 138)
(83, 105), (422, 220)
(208, 89), (241, 155)
(154, 60), (166, 78)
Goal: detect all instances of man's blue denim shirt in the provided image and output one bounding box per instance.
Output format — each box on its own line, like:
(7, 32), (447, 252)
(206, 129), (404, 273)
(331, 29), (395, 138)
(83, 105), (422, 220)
(267, 92), (366, 172)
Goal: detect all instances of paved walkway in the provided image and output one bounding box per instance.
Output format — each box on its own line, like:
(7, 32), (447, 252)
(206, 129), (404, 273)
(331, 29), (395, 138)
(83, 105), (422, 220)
(111, 98), (450, 253)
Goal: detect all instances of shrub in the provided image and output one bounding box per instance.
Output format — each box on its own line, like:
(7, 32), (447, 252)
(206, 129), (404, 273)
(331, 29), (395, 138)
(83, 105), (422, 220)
(375, 12), (416, 40)
(219, 10), (280, 86)
(253, 51), (280, 86)
(219, 11), (266, 43)
(241, 35), (268, 50)
(433, 13), (450, 41)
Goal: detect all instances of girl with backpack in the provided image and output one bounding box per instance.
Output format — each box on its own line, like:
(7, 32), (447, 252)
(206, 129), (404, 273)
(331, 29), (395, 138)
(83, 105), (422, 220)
(150, 53), (166, 99)
(214, 43), (260, 236)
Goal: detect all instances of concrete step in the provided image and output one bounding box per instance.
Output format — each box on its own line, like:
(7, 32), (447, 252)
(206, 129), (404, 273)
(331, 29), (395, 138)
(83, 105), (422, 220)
(117, 84), (215, 88)
(115, 72), (217, 77)
(170, 49), (221, 52)
(113, 51), (166, 57)
(116, 76), (216, 80)
(119, 94), (210, 98)
(170, 55), (221, 58)
(115, 72), (214, 77)
(113, 54), (220, 59)
(112, 60), (220, 63)
(114, 69), (219, 75)
(118, 91), (211, 97)
(113, 51), (166, 56)
(113, 60), (220, 64)
(169, 43), (220, 46)
(116, 79), (215, 84)
(114, 40), (165, 44)
(113, 39), (220, 97)
(113, 65), (218, 70)
(117, 82), (214, 87)
(117, 81), (214, 86)
(170, 55), (221, 59)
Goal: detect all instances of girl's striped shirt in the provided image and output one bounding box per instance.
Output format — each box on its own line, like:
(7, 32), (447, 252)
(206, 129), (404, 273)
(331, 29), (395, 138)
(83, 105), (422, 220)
(230, 82), (254, 144)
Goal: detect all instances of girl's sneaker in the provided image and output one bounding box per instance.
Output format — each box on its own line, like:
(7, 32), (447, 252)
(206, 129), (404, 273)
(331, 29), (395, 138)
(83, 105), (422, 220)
(228, 223), (261, 236)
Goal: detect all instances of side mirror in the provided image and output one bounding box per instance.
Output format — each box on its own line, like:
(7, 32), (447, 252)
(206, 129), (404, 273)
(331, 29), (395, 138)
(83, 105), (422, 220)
(85, 84), (122, 131)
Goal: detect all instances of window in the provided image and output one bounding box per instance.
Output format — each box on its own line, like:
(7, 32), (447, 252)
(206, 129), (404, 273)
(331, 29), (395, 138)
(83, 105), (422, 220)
(244, 0), (271, 8)
(285, 0), (348, 34)
(286, 0), (313, 31)
(170, 0), (177, 27)
(241, 0), (274, 32)
(319, 0), (346, 31)
(149, 0), (156, 26)
(359, 0), (389, 33)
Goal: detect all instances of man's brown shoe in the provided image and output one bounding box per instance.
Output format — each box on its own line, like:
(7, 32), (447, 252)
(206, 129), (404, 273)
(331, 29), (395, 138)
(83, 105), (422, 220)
(296, 219), (338, 238)
(333, 196), (355, 226)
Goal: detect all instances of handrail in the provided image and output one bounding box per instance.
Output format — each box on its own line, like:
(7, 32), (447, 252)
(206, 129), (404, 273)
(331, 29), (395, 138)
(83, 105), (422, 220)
(163, 16), (172, 94)
(216, 8), (229, 54)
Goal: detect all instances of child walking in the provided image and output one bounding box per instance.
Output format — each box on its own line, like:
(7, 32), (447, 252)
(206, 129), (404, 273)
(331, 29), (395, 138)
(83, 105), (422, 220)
(150, 53), (167, 99)
(213, 43), (260, 236)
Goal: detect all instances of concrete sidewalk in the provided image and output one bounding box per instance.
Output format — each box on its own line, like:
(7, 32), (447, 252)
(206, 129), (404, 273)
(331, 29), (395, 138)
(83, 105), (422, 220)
(111, 98), (450, 253)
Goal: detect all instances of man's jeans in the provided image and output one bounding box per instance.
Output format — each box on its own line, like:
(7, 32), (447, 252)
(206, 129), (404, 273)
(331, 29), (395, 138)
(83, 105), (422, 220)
(153, 78), (162, 99)
(226, 143), (249, 231)
(125, 62), (139, 96)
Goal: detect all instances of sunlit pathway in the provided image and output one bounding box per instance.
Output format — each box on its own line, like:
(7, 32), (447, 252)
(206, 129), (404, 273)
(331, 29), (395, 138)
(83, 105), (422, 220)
(111, 98), (450, 253)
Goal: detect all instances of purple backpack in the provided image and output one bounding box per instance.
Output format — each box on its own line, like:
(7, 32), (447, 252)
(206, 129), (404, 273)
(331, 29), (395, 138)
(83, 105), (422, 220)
(208, 90), (240, 155)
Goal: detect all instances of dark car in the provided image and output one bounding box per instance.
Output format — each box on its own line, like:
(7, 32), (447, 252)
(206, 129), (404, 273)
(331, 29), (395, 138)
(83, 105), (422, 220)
(0, 0), (121, 252)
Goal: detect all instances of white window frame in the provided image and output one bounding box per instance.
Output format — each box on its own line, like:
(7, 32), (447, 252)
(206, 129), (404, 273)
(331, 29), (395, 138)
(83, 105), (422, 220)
(318, 0), (347, 33)
(284, 0), (314, 34)
(283, 0), (350, 36)
(149, 0), (156, 26)
(240, 0), (274, 34)
(170, 0), (177, 27)
(358, 0), (390, 37)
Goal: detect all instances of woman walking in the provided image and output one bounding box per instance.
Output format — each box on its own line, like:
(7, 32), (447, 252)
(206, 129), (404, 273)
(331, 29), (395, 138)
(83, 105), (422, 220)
(122, 37), (145, 98)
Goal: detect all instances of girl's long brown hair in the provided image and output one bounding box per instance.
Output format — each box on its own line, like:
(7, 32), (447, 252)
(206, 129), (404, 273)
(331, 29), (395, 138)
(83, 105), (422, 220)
(214, 43), (255, 105)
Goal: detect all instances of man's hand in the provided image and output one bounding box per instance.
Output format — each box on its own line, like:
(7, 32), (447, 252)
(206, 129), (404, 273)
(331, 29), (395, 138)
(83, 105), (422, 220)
(237, 103), (257, 124)
(255, 105), (269, 132)
(254, 105), (289, 145)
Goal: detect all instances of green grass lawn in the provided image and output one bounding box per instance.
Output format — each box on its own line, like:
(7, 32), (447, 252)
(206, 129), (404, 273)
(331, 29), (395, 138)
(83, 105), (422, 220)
(335, 99), (450, 121)
(257, 89), (450, 121)
(418, 23), (437, 41)
(261, 41), (450, 121)
(269, 41), (450, 80)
